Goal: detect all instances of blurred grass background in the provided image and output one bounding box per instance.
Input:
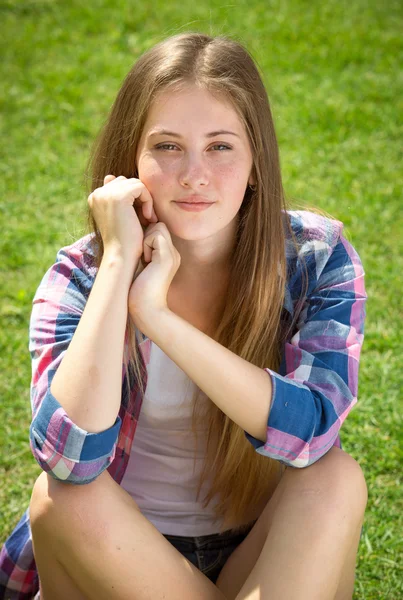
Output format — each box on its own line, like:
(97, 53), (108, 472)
(0, 0), (402, 598)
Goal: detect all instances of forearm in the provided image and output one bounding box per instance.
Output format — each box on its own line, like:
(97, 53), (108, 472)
(144, 309), (272, 441)
(50, 252), (136, 433)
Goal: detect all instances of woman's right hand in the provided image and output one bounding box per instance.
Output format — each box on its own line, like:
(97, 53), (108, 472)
(88, 174), (158, 266)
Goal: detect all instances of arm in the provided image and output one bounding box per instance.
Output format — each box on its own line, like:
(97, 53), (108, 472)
(29, 236), (136, 483)
(254, 233), (367, 467)
(143, 234), (366, 468)
(145, 310), (272, 443)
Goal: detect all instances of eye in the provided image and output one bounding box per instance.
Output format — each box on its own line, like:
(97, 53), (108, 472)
(155, 143), (179, 151)
(154, 143), (232, 152)
(210, 144), (231, 151)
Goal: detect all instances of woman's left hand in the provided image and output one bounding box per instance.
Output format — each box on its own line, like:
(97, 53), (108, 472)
(128, 222), (181, 335)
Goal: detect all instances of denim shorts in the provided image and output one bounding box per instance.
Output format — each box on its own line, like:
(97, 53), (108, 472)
(162, 520), (257, 584)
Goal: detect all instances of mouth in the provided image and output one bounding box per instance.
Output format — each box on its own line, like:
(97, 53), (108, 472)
(175, 195), (214, 205)
(174, 201), (214, 212)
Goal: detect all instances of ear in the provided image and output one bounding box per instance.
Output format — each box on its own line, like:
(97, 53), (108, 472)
(248, 167), (256, 187)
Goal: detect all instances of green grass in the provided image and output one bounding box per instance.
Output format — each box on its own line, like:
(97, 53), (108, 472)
(1, 0), (402, 598)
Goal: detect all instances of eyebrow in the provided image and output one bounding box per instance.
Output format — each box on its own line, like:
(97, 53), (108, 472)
(148, 129), (240, 139)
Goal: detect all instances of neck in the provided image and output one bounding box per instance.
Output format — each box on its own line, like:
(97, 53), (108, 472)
(170, 214), (238, 287)
(171, 233), (234, 289)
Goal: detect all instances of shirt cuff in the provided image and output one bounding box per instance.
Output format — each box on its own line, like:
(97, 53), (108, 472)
(30, 391), (121, 482)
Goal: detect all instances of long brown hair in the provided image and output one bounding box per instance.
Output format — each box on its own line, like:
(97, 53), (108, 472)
(85, 32), (293, 534)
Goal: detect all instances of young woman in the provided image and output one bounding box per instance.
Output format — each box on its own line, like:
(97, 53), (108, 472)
(0, 32), (367, 600)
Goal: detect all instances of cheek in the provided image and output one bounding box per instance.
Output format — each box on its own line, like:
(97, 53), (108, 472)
(215, 164), (248, 201)
(139, 159), (172, 190)
(214, 162), (245, 184)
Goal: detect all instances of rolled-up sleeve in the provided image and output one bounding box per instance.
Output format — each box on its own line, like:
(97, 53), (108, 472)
(29, 237), (122, 483)
(245, 233), (367, 467)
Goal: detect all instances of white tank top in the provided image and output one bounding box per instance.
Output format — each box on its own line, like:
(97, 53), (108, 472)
(120, 341), (225, 536)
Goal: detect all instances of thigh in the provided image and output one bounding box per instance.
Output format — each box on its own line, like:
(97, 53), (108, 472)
(30, 471), (226, 600)
(33, 543), (88, 600)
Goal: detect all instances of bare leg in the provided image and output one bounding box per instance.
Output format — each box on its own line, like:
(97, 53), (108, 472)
(31, 528), (87, 600)
(30, 470), (226, 600)
(215, 447), (367, 600)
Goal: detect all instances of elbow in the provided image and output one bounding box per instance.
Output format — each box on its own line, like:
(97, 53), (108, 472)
(283, 444), (333, 469)
(269, 418), (343, 468)
(281, 432), (343, 469)
(245, 425), (340, 469)
(29, 422), (117, 484)
(29, 396), (121, 484)
(248, 371), (356, 468)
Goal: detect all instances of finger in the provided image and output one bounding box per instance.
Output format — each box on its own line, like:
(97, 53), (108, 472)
(103, 174), (116, 185)
(143, 230), (166, 264)
(143, 223), (173, 253)
(135, 205), (149, 230)
(143, 221), (166, 236)
(133, 190), (157, 225)
(129, 180), (155, 212)
(145, 201), (157, 221)
(143, 200), (152, 220)
(143, 232), (153, 263)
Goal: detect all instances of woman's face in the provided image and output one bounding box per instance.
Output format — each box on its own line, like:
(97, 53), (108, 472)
(135, 83), (255, 241)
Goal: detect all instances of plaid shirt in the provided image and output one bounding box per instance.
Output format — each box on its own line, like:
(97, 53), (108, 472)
(0, 210), (367, 599)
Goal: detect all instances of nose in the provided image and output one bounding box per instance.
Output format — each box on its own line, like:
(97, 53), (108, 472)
(179, 153), (209, 188)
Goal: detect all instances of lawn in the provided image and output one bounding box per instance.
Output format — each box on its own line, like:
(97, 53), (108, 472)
(0, 0), (402, 598)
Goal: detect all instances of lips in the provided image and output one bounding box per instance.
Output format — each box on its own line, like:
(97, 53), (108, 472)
(175, 196), (214, 204)
(174, 201), (214, 212)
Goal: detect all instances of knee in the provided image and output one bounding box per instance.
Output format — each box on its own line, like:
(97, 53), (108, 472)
(285, 448), (368, 524)
(30, 469), (139, 544)
(30, 471), (81, 540)
(325, 448), (368, 517)
(29, 470), (109, 537)
(29, 472), (55, 535)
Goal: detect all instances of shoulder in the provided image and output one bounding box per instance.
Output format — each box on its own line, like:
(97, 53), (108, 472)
(284, 209), (344, 257)
(282, 209), (362, 303)
(55, 232), (98, 269)
(34, 233), (99, 302)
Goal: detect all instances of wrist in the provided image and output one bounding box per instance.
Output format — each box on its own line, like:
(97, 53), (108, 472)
(102, 246), (140, 268)
(100, 250), (140, 284)
(130, 306), (173, 340)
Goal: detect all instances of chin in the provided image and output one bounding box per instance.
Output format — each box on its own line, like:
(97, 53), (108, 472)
(168, 222), (219, 241)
